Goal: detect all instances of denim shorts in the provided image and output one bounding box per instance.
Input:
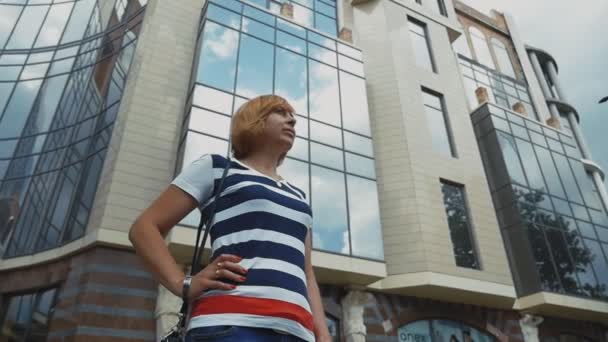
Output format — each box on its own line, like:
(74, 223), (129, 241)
(185, 325), (307, 341)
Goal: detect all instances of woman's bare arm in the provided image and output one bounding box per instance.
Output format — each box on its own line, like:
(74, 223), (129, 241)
(129, 185), (245, 298)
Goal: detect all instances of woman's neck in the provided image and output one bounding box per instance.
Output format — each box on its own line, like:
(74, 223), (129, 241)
(239, 152), (281, 180)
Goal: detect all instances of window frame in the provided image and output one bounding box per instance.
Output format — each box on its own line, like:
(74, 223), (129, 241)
(407, 16), (437, 73)
(439, 179), (482, 270)
(421, 87), (457, 158)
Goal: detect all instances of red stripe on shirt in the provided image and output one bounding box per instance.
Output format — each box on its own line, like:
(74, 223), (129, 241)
(191, 295), (315, 332)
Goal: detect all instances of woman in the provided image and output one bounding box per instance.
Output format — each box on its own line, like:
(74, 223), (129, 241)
(129, 95), (331, 341)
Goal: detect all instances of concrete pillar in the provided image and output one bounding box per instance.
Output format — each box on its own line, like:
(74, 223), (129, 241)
(280, 2), (294, 19)
(519, 314), (543, 342)
(339, 27), (353, 43)
(341, 290), (370, 342)
(512, 102), (527, 116)
(475, 86), (489, 105)
(545, 58), (608, 213)
(528, 51), (560, 121)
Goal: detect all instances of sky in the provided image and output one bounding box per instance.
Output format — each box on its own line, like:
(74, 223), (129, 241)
(461, 0), (608, 189)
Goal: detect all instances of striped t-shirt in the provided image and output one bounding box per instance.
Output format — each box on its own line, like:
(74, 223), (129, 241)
(171, 154), (314, 342)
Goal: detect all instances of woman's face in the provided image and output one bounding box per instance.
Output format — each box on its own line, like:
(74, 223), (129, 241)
(262, 109), (296, 153)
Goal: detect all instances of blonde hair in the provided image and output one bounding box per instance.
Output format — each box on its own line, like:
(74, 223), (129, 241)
(230, 95), (295, 164)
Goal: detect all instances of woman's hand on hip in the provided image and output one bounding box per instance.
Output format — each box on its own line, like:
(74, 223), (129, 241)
(188, 254), (248, 299)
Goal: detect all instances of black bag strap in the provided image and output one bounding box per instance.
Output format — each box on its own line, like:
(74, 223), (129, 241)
(191, 157), (231, 274)
(176, 157), (231, 322)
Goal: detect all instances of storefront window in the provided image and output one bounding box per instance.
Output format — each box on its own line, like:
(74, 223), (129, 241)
(398, 320), (495, 342)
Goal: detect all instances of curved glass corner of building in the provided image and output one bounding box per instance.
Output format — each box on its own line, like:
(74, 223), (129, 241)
(176, 0), (384, 261)
(0, 0), (147, 258)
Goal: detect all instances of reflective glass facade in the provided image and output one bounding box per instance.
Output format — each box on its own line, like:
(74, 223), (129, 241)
(440, 181), (479, 269)
(398, 320), (495, 342)
(177, 0), (384, 260)
(459, 56), (536, 118)
(473, 103), (608, 300)
(0, 0), (146, 258)
(0, 287), (58, 340)
(252, 0), (338, 37)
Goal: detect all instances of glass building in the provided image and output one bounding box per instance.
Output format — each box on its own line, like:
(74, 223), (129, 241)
(0, 0), (146, 258)
(178, 0), (384, 260)
(0, 0), (607, 341)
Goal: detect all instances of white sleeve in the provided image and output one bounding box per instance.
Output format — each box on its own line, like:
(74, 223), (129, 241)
(171, 154), (214, 205)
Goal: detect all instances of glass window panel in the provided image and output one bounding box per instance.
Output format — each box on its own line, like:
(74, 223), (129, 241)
(552, 152), (583, 204)
(60, 0), (96, 43)
(345, 153), (375, 178)
(242, 17), (274, 42)
(547, 138), (563, 154)
(292, 2), (313, 27)
(440, 181), (479, 269)
(589, 208), (608, 227)
(584, 239), (608, 291)
(296, 114), (308, 138)
(526, 223), (561, 291)
(278, 157), (310, 201)
(347, 175), (383, 259)
(311, 165), (348, 254)
(310, 120), (341, 147)
(315, 12), (336, 36)
(408, 19), (434, 71)
(493, 117), (509, 132)
(188, 107), (231, 137)
(246, 0), (266, 7)
(6, 5), (48, 49)
(597, 226), (608, 242)
(452, 33), (472, 59)
(497, 132), (526, 185)
(423, 90), (454, 158)
(534, 145), (566, 198)
(0, 80), (42, 140)
(577, 221), (597, 239)
(294, 0), (314, 7)
(510, 124), (528, 141)
(338, 43), (362, 61)
(344, 131), (373, 157)
(34, 2), (73, 47)
(552, 197), (572, 217)
(0, 65), (21, 81)
(308, 31), (335, 50)
(207, 4), (241, 29)
(192, 85), (233, 114)
(309, 60), (340, 126)
(469, 27), (495, 69)
(275, 47), (308, 115)
(463, 77), (479, 108)
(197, 22), (239, 92)
(0, 6), (23, 47)
(287, 136), (309, 161)
(233, 95), (248, 112)
(182, 132), (228, 169)
(277, 30), (306, 54)
(21, 61), (50, 80)
(545, 228), (580, 293)
(308, 42), (336, 66)
(398, 320), (432, 342)
(338, 54), (364, 76)
(569, 159), (601, 210)
(571, 203), (590, 221)
(311, 142), (343, 170)
(236, 35), (273, 98)
(243, 4), (274, 25)
(340, 72), (371, 136)
(432, 0), (447, 16)
(564, 144), (580, 159)
(277, 18), (306, 38)
(315, 0), (335, 18)
(491, 39), (516, 78)
(530, 130), (547, 147)
(269, 1), (281, 14)
(515, 139), (546, 192)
